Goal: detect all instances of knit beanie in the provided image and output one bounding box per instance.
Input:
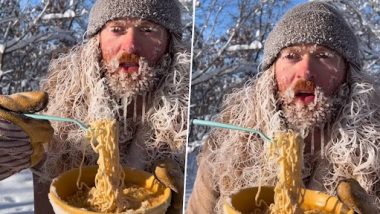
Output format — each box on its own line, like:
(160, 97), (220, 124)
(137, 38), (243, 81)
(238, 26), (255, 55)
(262, 1), (361, 70)
(87, 0), (182, 37)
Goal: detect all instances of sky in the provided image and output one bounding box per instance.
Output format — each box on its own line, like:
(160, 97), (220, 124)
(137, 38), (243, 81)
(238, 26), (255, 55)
(195, 0), (308, 41)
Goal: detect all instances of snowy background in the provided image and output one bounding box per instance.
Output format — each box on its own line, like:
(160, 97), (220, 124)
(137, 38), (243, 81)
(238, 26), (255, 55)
(0, 170), (33, 214)
(0, 0), (192, 213)
(1, 0), (380, 213)
(186, 0), (380, 209)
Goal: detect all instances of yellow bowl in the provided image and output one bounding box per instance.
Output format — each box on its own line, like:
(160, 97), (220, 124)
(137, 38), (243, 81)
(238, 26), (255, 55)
(223, 186), (354, 214)
(48, 166), (171, 214)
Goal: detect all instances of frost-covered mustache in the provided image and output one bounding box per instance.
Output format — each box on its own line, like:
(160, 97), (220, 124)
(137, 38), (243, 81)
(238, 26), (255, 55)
(290, 79), (316, 97)
(106, 53), (141, 72)
(118, 53), (140, 65)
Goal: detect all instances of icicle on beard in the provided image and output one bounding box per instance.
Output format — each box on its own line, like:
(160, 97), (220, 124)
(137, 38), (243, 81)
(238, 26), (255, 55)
(101, 54), (172, 165)
(103, 53), (172, 100)
(278, 82), (349, 138)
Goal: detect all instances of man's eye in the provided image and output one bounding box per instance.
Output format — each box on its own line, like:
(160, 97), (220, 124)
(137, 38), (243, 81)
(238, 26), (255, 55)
(283, 53), (300, 60)
(140, 27), (154, 32)
(316, 52), (334, 59)
(110, 26), (124, 33)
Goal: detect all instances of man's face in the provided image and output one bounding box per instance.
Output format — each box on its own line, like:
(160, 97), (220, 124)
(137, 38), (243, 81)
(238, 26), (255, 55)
(99, 18), (170, 97)
(100, 18), (169, 67)
(274, 44), (347, 129)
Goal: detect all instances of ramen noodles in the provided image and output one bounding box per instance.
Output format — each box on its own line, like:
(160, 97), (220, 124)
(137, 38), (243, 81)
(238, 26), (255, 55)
(269, 131), (304, 214)
(64, 120), (161, 212)
(267, 131), (324, 214)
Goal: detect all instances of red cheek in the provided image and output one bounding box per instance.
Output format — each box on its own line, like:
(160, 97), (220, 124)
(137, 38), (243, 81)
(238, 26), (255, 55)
(276, 74), (290, 93)
(100, 45), (118, 63)
(102, 51), (112, 62)
(99, 34), (119, 63)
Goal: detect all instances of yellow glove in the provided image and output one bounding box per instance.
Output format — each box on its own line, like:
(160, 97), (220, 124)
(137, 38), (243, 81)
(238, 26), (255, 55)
(336, 178), (379, 214)
(0, 91), (53, 180)
(154, 158), (184, 214)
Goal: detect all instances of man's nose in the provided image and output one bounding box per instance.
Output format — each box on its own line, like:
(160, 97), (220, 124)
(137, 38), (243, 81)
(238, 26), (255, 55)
(120, 27), (140, 55)
(295, 55), (314, 80)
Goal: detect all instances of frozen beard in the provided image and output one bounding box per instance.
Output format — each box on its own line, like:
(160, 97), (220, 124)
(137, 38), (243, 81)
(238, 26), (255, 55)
(103, 53), (171, 99)
(279, 79), (349, 133)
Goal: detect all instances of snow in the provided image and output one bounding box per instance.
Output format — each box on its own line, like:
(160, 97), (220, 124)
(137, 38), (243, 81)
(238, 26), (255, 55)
(81, 9), (88, 16)
(21, 80), (28, 89)
(42, 10), (76, 20)
(185, 149), (199, 209)
(0, 44), (4, 54)
(0, 169), (34, 214)
(255, 30), (260, 38)
(226, 40), (263, 51)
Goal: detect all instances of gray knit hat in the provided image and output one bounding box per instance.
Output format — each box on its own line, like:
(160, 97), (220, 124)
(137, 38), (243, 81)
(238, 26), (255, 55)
(87, 0), (182, 37)
(262, 1), (361, 70)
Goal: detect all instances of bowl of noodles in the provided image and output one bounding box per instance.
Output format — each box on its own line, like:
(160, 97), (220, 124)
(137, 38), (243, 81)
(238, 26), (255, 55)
(223, 186), (354, 214)
(48, 120), (171, 213)
(223, 131), (354, 214)
(48, 166), (171, 214)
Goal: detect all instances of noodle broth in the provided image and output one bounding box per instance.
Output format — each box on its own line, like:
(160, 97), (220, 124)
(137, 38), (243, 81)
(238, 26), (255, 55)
(223, 131), (353, 214)
(223, 186), (354, 214)
(66, 182), (162, 211)
(49, 166), (171, 214)
(48, 119), (171, 214)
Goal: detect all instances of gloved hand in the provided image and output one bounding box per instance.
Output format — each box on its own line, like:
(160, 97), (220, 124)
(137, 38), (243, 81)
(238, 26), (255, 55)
(0, 91), (53, 180)
(336, 178), (379, 214)
(154, 158), (184, 214)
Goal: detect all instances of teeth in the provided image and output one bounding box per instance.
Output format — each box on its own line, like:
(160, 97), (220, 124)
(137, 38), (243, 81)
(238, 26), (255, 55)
(120, 54), (140, 63)
(296, 89), (314, 94)
(121, 63), (138, 67)
(296, 92), (314, 96)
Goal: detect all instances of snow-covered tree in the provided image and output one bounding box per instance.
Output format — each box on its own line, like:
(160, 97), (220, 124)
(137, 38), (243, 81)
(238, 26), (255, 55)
(189, 0), (293, 145)
(0, 0), (193, 95)
(179, 0), (194, 49)
(331, 0), (380, 83)
(189, 0), (380, 147)
(0, 0), (94, 94)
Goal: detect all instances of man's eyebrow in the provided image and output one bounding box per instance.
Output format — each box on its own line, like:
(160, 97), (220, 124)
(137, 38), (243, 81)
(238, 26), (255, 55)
(106, 19), (157, 27)
(281, 47), (302, 53)
(314, 46), (334, 52)
(106, 20), (127, 26)
(282, 45), (334, 53)
(134, 20), (160, 27)
(138, 20), (155, 24)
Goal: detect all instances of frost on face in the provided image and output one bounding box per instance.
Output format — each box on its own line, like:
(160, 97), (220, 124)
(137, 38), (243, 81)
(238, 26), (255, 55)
(153, 47), (164, 60)
(279, 82), (349, 134)
(104, 53), (171, 98)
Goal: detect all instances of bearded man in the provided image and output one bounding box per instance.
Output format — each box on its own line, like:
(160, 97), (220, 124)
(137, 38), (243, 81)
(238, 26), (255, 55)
(188, 2), (380, 213)
(0, 0), (189, 213)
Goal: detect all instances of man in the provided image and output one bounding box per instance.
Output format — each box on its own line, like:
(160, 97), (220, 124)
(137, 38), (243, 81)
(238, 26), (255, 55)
(0, 0), (190, 213)
(188, 1), (380, 213)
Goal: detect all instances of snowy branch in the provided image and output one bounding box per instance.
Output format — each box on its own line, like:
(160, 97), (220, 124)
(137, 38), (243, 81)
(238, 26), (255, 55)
(0, 17), (17, 25)
(5, 34), (52, 53)
(33, 0), (51, 25)
(0, 0), (94, 93)
(226, 40), (263, 51)
(342, 1), (380, 39)
(0, 44), (4, 70)
(0, 44), (5, 55)
(0, 69), (14, 78)
(42, 10), (76, 20)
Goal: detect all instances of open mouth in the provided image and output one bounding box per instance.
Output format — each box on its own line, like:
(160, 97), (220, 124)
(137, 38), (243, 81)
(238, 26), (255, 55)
(118, 53), (140, 74)
(295, 91), (314, 97)
(294, 90), (315, 104)
(292, 80), (316, 105)
(119, 62), (139, 74)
